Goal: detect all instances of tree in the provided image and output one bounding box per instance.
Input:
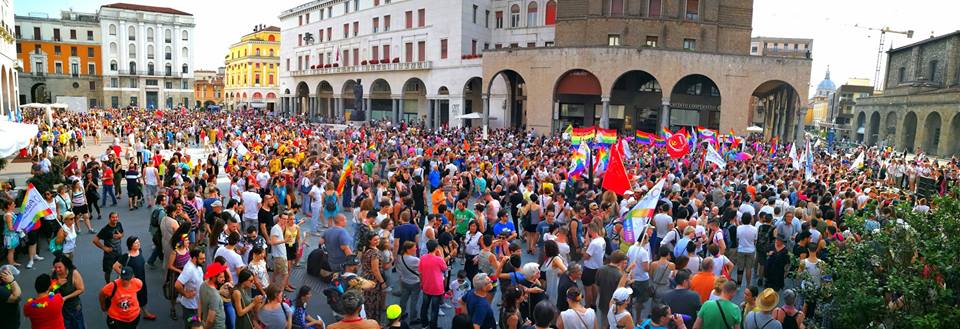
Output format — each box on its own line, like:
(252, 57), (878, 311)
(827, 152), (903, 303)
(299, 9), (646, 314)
(821, 193), (960, 328)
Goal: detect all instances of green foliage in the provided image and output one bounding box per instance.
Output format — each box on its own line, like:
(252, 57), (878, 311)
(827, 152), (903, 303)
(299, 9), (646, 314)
(27, 155), (67, 193)
(821, 192), (960, 329)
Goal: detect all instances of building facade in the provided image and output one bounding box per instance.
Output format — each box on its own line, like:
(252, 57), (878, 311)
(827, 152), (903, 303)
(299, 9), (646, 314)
(224, 25), (280, 111)
(15, 10), (102, 108)
(193, 69), (223, 108)
(0, 0), (18, 116)
(750, 36), (812, 59)
(98, 3), (194, 109)
(852, 31), (960, 156)
(278, 0), (492, 126)
(829, 80), (872, 127)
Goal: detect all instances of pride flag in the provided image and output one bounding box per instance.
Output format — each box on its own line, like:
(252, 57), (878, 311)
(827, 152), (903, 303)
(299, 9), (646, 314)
(653, 135), (666, 147)
(593, 147), (610, 174)
(597, 128), (617, 145)
(660, 127), (672, 139)
(623, 179), (665, 243)
(571, 127), (596, 145)
(13, 184), (54, 234)
(769, 136), (779, 157)
(336, 156), (353, 194)
(635, 131), (653, 145)
(732, 152), (753, 161)
(567, 142), (590, 179)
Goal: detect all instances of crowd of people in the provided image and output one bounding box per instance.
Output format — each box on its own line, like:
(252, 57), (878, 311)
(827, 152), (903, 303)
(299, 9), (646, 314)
(0, 106), (956, 329)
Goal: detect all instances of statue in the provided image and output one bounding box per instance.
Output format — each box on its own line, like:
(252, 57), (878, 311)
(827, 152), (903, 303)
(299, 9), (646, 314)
(350, 79), (365, 121)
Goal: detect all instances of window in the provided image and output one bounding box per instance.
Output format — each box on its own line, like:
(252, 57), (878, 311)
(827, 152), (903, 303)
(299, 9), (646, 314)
(327, 27), (332, 40)
(298, 33), (302, 46)
(111, 96), (119, 107)
(71, 63), (79, 75)
(354, 0), (359, 11)
(685, 0), (699, 20)
(286, 58), (290, 71)
(54, 46), (62, 55)
(343, 24), (349, 38)
(484, 42), (489, 50)
(305, 13), (310, 24)
(373, 17), (379, 33)
(164, 46), (171, 60)
(165, 29), (172, 43)
(527, 2), (538, 26)
(164, 64), (172, 76)
(751, 46), (758, 53)
(147, 63), (155, 75)
(417, 41), (425, 62)
(89, 81), (96, 90)
(898, 67), (905, 83)
(54, 28), (61, 41)
(486, 10), (490, 28)
(405, 11), (413, 29)
(353, 21), (359, 37)
(440, 39), (447, 59)
(87, 47), (94, 57)
(299, 15), (303, 26)
(342, 50), (349, 65)
(88, 63), (95, 74)
(683, 39), (696, 50)
(55, 62), (63, 74)
(353, 48), (359, 66)
(510, 5), (520, 28)
(793, 43), (799, 50)
(527, 42), (535, 48)
(496, 11), (504, 28)
(546, 1), (557, 25)
(384, 15), (391, 31)
(545, 41), (554, 47)
(372, 45), (379, 61)
(182, 64), (189, 74)
(87, 30), (94, 40)
(646, 36), (658, 47)
(182, 30), (188, 41)
(473, 5), (478, 24)
(14, 26), (19, 39)
(929, 60), (939, 82)
(418, 9), (425, 27)
(70, 29), (77, 40)
(405, 42), (413, 62)
(608, 34), (621, 46)
(110, 60), (118, 71)
(495, 43), (502, 49)
(472, 40), (478, 54)
(648, 0), (661, 17)
(344, 1), (350, 13)
(128, 26), (136, 41)
(610, 0), (624, 16)
(34, 27), (41, 39)
(69, 46), (77, 56)
(383, 45), (391, 60)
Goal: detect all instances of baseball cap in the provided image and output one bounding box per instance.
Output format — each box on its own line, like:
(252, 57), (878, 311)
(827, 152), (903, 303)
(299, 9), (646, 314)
(211, 200), (223, 207)
(386, 304), (402, 320)
(120, 266), (135, 280)
(204, 262), (228, 280)
(612, 287), (633, 303)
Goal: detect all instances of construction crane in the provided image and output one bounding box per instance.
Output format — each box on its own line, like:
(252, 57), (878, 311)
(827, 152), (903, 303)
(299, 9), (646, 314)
(854, 24), (914, 91)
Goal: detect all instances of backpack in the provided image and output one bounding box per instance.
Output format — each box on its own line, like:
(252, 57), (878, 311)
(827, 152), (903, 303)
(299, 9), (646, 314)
(149, 207), (163, 241)
(756, 223), (775, 254)
(324, 194), (337, 212)
(725, 223), (739, 249)
(322, 273), (358, 315)
(306, 247), (334, 282)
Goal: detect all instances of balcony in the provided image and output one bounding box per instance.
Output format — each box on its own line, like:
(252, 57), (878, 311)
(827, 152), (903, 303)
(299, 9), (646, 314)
(117, 70), (183, 78)
(290, 61), (432, 77)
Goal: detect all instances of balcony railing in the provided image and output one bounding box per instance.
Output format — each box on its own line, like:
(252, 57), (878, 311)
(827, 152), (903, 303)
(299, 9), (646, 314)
(116, 70), (183, 78)
(290, 61), (432, 76)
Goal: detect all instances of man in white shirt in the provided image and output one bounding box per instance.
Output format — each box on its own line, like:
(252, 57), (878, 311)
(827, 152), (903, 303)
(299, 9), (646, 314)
(736, 213), (759, 286)
(214, 232), (246, 285)
(143, 163), (160, 208)
(175, 248), (205, 326)
(626, 230), (652, 316)
(240, 185), (262, 231)
(738, 199), (756, 220)
(269, 212), (291, 292)
(581, 223), (606, 309)
(255, 166), (271, 194)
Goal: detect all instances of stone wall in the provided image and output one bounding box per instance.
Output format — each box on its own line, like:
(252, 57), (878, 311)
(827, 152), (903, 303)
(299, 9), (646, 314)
(853, 90), (960, 156)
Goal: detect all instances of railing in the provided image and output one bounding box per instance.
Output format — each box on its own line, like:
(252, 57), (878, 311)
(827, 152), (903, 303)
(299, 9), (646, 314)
(291, 61), (432, 76)
(116, 70), (183, 78)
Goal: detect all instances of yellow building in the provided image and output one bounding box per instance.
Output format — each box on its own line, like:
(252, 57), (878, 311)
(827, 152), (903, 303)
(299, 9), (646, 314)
(224, 25), (279, 111)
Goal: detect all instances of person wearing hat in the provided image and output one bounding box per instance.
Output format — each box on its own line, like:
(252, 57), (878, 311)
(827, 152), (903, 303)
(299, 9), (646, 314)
(385, 304), (410, 329)
(609, 286), (635, 329)
(199, 261), (228, 329)
(743, 289), (782, 329)
(99, 266), (143, 328)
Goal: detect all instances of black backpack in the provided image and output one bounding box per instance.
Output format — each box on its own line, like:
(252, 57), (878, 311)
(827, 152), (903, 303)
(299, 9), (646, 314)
(725, 223), (739, 249)
(306, 247), (333, 282)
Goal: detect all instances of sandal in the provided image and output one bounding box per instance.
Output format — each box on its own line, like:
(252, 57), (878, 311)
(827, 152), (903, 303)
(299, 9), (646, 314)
(144, 313), (157, 321)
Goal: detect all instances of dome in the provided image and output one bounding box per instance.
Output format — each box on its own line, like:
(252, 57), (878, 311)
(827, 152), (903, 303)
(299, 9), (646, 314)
(815, 66), (836, 97)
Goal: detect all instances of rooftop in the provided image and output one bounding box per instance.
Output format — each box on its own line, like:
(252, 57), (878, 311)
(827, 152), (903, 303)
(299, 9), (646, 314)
(888, 30), (960, 54)
(100, 3), (192, 16)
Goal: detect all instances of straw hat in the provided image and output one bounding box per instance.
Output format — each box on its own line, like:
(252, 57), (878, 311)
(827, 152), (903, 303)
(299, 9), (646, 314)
(754, 288), (779, 312)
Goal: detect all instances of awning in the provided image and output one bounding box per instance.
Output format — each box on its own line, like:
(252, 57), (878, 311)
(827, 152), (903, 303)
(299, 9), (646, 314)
(746, 125), (763, 133)
(455, 112), (497, 120)
(0, 120), (39, 158)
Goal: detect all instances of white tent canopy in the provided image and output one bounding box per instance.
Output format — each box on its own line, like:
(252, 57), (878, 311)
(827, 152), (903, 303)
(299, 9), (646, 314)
(746, 125), (764, 133)
(455, 112), (497, 120)
(0, 120), (38, 158)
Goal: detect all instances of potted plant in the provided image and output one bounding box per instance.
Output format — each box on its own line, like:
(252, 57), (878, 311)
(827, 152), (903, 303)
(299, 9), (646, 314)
(361, 60), (368, 65)
(392, 57), (400, 63)
(370, 59), (379, 64)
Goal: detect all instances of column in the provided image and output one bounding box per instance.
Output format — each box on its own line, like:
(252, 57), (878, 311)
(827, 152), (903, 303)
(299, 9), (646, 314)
(659, 100), (670, 130)
(391, 98), (399, 124)
(337, 97), (344, 121)
(795, 108), (807, 143)
(427, 99), (435, 129)
(365, 97), (372, 121)
(482, 95), (490, 130)
(398, 98), (405, 123)
(599, 96), (611, 129)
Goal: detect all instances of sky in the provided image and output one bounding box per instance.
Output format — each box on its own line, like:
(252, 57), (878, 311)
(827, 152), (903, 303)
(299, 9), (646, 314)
(15, 0), (957, 95)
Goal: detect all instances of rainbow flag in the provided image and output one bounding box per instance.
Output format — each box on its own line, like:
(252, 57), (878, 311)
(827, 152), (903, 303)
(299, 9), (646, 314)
(698, 126), (718, 145)
(571, 127), (596, 145)
(732, 152), (753, 161)
(769, 137), (779, 157)
(593, 147), (610, 174)
(336, 156), (353, 194)
(14, 184), (54, 234)
(623, 179), (665, 243)
(653, 135), (666, 147)
(635, 131), (653, 145)
(567, 143), (590, 178)
(597, 128), (617, 145)
(661, 127), (672, 139)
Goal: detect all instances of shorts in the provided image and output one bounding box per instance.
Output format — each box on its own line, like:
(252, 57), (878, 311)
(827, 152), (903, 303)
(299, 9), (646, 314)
(72, 205), (89, 215)
(735, 252), (757, 272)
(272, 256), (289, 285)
(582, 267), (599, 286)
(286, 242), (299, 260)
(25, 229), (40, 246)
(523, 223), (538, 233)
(630, 280), (651, 304)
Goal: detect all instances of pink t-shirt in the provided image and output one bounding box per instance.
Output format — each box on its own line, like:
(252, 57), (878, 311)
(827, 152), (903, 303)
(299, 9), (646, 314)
(419, 253), (448, 296)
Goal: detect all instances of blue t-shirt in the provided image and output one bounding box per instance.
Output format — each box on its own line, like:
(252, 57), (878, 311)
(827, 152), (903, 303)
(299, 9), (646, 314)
(394, 223), (419, 249)
(429, 170), (441, 189)
(321, 227), (353, 266)
(493, 221), (516, 237)
(461, 291), (496, 329)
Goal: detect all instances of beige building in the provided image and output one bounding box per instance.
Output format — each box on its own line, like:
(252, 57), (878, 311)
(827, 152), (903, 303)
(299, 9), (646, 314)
(480, 0), (812, 141)
(852, 31), (960, 156)
(750, 36), (813, 59)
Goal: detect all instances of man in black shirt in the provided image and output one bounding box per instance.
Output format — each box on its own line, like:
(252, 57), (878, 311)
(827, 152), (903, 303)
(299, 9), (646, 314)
(661, 269), (701, 328)
(257, 195), (277, 240)
(411, 176), (426, 216)
(556, 264), (582, 311)
(93, 212), (124, 283)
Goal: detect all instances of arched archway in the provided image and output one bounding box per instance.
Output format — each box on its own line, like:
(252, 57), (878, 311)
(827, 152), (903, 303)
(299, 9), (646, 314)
(948, 113), (960, 156)
(901, 111), (917, 152)
(401, 78), (426, 123)
(671, 74), (722, 132)
(855, 111), (866, 143)
(295, 81), (310, 116)
(488, 70), (527, 129)
(31, 83), (49, 103)
(923, 112), (942, 155)
(610, 70), (662, 133)
(435, 86), (450, 128)
(884, 112), (898, 148)
(342, 80), (358, 120)
(315, 81), (334, 121)
(553, 69), (601, 129)
(462, 77), (483, 128)
(370, 79), (393, 121)
(750, 80), (800, 141)
(868, 112), (881, 146)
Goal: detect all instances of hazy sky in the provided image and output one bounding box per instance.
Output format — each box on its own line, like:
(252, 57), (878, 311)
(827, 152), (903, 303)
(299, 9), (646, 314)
(16, 0), (956, 94)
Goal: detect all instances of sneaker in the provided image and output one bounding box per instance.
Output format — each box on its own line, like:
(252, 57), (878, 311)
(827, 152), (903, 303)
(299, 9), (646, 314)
(441, 302), (452, 309)
(33, 255), (44, 261)
(26, 261), (33, 269)
(384, 286), (394, 293)
(438, 309), (446, 316)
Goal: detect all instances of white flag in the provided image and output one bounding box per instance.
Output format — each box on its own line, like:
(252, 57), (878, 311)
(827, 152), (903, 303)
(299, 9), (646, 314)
(623, 179), (665, 243)
(14, 184), (54, 233)
(789, 143), (800, 170)
(804, 140), (814, 181)
(851, 151), (865, 171)
(619, 139), (632, 160)
(705, 144), (726, 169)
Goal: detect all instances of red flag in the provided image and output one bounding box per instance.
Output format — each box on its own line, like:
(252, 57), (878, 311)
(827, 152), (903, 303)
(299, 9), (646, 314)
(601, 141), (631, 195)
(666, 132), (690, 159)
